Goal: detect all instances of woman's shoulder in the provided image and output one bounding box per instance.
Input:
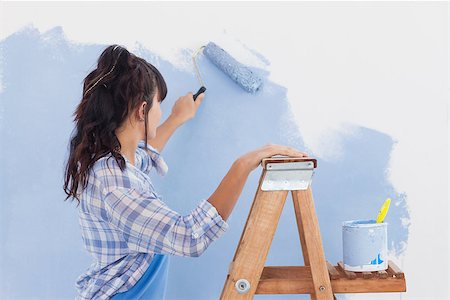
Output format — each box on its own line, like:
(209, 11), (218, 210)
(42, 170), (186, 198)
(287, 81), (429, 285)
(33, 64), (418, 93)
(92, 154), (124, 175)
(90, 154), (131, 190)
(92, 153), (159, 195)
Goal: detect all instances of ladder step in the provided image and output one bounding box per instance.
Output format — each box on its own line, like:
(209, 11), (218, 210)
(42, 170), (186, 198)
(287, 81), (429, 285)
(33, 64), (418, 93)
(258, 266), (312, 294)
(387, 260), (405, 279)
(337, 261), (357, 279)
(336, 261), (405, 280)
(378, 270), (389, 279)
(255, 265), (406, 294)
(326, 261), (340, 279)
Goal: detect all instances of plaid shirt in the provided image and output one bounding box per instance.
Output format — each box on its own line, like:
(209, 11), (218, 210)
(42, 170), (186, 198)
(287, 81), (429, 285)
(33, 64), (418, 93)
(75, 140), (229, 299)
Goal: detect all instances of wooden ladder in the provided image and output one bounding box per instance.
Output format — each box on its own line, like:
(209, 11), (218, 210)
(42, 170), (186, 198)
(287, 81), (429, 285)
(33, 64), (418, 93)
(220, 156), (406, 299)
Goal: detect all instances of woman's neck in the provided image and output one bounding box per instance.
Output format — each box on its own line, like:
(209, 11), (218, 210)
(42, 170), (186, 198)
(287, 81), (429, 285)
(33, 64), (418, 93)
(115, 126), (140, 166)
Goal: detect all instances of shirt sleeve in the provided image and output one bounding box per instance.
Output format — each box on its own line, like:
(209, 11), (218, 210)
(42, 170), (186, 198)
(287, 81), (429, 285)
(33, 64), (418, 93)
(103, 186), (229, 257)
(135, 140), (168, 176)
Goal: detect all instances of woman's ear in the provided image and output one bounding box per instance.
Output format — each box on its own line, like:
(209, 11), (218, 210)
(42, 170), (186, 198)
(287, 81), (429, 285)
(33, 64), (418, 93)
(138, 101), (146, 121)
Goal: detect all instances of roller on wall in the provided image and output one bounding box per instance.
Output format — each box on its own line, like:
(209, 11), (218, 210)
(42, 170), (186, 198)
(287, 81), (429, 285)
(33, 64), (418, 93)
(192, 41), (263, 99)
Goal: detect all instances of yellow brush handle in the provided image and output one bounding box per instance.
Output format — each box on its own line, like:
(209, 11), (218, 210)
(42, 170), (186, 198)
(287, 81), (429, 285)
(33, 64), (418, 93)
(376, 198), (391, 223)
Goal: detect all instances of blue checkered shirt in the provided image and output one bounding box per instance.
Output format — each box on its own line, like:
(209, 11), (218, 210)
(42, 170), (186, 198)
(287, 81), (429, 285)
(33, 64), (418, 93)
(75, 140), (229, 299)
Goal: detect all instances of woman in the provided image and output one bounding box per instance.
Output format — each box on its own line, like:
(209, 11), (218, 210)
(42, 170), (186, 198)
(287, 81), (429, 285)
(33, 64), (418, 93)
(64, 44), (308, 300)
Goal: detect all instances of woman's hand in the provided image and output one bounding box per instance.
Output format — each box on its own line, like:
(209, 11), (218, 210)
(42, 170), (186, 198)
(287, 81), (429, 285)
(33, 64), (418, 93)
(171, 92), (205, 124)
(237, 144), (310, 172)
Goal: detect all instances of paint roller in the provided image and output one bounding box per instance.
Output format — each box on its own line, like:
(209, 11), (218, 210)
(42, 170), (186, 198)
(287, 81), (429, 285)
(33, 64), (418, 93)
(191, 41), (263, 100)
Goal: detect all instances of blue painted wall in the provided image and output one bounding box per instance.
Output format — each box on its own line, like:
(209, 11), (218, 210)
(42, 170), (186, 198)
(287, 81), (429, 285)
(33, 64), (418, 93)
(0, 26), (409, 299)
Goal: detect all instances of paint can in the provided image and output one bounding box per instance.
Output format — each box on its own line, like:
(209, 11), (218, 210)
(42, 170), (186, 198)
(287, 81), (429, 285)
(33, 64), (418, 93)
(342, 219), (388, 272)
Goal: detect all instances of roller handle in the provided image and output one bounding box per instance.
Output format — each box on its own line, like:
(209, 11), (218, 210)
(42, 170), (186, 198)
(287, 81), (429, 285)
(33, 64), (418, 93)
(193, 86), (206, 101)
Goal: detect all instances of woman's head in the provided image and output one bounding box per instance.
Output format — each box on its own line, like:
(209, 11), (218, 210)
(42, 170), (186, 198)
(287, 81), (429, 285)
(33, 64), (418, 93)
(64, 44), (167, 204)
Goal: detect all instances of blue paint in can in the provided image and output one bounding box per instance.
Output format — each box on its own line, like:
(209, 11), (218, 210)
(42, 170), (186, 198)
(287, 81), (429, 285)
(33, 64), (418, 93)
(342, 219), (388, 272)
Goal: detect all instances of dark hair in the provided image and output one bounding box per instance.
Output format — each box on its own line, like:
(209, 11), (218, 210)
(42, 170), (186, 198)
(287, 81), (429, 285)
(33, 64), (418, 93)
(63, 44), (167, 205)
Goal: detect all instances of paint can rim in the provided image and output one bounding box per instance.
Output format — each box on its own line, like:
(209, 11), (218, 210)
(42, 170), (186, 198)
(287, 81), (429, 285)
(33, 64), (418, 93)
(342, 219), (388, 228)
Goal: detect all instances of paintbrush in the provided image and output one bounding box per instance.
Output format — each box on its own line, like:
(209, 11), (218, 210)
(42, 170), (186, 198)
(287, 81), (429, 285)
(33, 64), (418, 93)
(376, 198), (391, 223)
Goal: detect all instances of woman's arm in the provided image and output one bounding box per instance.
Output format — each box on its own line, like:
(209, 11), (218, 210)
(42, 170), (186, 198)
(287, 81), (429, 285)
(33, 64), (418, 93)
(206, 144), (310, 222)
(207, 159), (251, 222)
(147, 92), (205, 152)
(103, 186), (228, 257)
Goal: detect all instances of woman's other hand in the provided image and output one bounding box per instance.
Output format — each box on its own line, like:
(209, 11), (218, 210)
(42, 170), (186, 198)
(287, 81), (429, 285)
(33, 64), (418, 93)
(238, 144), (309, 172)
